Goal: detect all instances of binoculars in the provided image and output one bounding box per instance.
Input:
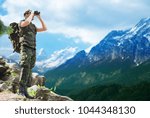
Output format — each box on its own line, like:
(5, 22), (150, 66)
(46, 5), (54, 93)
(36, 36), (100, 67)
(34, 11), (40, 15)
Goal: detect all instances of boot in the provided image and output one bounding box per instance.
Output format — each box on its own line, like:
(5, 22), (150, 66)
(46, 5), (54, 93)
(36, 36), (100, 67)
(19, 85), (34, 99)
(12, 83), (18, 94)
(18, 85), (26, 97)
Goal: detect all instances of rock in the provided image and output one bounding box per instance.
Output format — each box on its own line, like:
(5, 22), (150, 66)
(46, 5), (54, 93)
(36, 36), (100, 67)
(0, 61), (5, 65)
(7, 63), (20, 71)
(12, 77), (19, 84)
(0, 58), (6, 65)
(7, 63), (20, 78)
(27, 85), (39, 97)
(36, 87), (72, 101)
(11, 77), (20, 93)
(0, 83), (8, 92)
(37, 75), (46, 86)
(31, 73), (46, 86)
(36, 87), (50, 100)
(28, 85), (39, 91)
(46, 92), (73, 101)
(0, 65), (8, 76)
(27, 85), (73, 101)
(1, 75), (10, 81)
(32, 72), (39, 78)
(0, 67), (11, 81)
(0, 91), (26, 101)
(0, 80), (4, 84)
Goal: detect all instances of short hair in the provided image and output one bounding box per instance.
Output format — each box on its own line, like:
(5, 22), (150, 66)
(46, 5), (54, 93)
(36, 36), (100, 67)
(23, 9), (32, 16)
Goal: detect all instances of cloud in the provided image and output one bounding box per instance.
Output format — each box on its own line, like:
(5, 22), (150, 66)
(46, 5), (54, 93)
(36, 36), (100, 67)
(0, 0), (150, 46)
(49, 25), (109, 44)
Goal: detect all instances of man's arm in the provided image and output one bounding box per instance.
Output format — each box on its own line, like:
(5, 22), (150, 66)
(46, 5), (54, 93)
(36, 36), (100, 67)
(36, 15), (47, 32)
(20, 13), (34, 27)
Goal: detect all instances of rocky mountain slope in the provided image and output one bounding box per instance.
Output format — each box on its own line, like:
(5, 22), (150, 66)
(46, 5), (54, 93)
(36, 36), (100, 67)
(88, 18), (150, 65)
(0, 57), (72, 101)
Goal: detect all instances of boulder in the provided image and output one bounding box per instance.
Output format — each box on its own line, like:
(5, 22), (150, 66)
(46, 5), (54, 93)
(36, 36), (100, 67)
(0, 58), (6, 65)
(37, 75), (46, 85)
(36, 87), (72, 101)
(7, 63), (20, 78)
(0, 65), (8, 74)
(0, 80), (4, 84)
(1, 75), (10, 81)
(31, 73), (46, 86)
(28, 85), (39, 91)
(27, 85), (39, 97)
(0, 65), (8, 78)
(12, 77), (20, 84)
(0, 61), (5, 65)
(36, 87), (51, 100)
(11, 77), (20, 93)
(27, 85), (73, 101)
(0, 83), (8, 92)
(7, 63), (20, 71)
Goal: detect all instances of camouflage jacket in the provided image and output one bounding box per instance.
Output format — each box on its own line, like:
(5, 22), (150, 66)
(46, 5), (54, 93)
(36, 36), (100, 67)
(19, 21), (37, 49)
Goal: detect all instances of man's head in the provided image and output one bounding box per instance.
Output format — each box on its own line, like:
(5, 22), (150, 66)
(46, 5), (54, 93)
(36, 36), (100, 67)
(24, 10), (32, 19)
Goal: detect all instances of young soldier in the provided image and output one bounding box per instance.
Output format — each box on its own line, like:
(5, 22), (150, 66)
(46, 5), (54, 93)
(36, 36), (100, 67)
(19, 10), (47, 98)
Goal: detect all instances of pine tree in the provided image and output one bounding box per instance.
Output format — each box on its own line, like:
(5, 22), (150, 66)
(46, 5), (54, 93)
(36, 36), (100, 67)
(0, 19), (12, 36)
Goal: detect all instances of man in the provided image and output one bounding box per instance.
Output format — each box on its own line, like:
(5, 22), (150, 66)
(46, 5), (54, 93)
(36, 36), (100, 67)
(19, 10), (47, 98)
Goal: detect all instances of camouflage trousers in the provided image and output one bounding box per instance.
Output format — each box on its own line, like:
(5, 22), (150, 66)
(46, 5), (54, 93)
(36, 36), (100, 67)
(19, 45), (36, 89)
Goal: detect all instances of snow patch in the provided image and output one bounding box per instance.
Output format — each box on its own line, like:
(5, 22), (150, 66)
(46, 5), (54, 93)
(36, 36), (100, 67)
(144, 33), (150, 41)
(132, 23), (146, 34)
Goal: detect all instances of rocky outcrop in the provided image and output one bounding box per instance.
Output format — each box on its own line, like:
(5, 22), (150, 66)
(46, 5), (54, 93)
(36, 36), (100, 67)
(31, 73), (46, 86)
(28, 85), (72, 101)
(0, 57), (72, 101)
(0, 58), (9, 79)
(0, 83), (8, 92)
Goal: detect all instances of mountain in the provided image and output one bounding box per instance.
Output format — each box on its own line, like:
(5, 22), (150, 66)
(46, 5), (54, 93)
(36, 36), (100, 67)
(7, 53), (20, 63)
(45, 18), (150, 100)
(36, 48), (48, 61)
(34, 47), (78, 74)
(88, 18), (150, 65)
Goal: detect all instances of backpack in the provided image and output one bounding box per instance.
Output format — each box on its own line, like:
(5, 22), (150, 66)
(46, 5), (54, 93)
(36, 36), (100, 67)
(8, 22), (21, 53)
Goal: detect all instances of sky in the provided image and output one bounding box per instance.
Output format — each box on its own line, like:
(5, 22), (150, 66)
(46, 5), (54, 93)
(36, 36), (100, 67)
(0, 0), (150, 57)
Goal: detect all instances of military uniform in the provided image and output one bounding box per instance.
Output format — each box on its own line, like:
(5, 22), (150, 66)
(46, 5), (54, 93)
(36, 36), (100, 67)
(19, 21), (37, 95)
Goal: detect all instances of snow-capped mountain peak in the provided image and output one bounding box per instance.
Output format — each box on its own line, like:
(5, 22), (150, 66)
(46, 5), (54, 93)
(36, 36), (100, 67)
(37, 48), (48, 61)
(38, 48), (45, 56)
(34, 47), (78, 73)
(129, 17), (150, 35)
(66, 18), (150, 66)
